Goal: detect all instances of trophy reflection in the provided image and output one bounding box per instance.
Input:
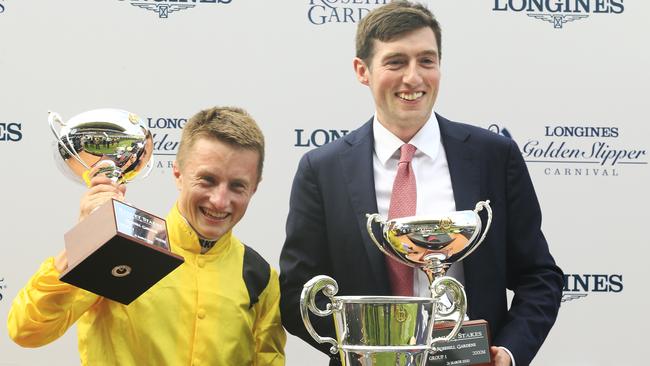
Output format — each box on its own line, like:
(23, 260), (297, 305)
(49, 109), (183, 305)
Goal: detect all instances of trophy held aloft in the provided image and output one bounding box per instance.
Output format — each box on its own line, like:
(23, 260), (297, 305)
(49, 109), (184, 305)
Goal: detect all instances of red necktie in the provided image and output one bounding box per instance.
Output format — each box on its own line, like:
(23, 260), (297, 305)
(386, 143), (417, 296)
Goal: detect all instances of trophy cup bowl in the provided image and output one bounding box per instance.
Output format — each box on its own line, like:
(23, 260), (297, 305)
(49, 109), (183, 305)
(49, 108), (154, 185)
(301, 275), (466, 366)
(366, 201), (492, 280)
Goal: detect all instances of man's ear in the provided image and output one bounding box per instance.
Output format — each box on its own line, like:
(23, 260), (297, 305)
(353, 57), (370, 86)
(172, 160), (182, 190)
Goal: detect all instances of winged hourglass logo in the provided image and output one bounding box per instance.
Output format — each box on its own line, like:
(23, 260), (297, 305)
(131, 3), (195, 18)
(119, 0), (233, 18)
(527, 13), (589, 28)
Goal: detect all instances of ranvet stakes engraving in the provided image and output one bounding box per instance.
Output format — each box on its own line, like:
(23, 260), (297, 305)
(118, 0), (233, 18)
(430, 323), (491, 365)
(492, 0), (625, 29)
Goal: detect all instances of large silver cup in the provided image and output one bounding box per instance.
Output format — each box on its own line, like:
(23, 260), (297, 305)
(301, 275), (466, 366)
(49, 108), (154, 184)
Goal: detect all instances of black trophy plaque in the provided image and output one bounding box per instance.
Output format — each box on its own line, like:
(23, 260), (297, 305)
(428, 320), (492, 366)
(59, 199), (184, 305)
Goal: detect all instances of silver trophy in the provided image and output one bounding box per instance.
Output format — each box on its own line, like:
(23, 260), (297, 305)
(49, 108), (153, 185)
(299, 201), (492, 365)
(49, 109), (183, 305)
(366, 201), (492, 285)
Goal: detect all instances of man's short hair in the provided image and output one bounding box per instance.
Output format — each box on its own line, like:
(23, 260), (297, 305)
(177, 106), (265, 182)
(356, 0), (442, 65)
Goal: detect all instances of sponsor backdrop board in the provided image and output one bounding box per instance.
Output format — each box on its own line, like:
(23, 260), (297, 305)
(1, 1), (648, 365)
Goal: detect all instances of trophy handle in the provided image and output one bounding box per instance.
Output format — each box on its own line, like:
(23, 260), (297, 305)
(123, 127), (155, 183)
(93, 160), (121, 183)
(300, 275), (340, 355)
(456, 200), (492, 263)
(140, 156), (154, 179)
(366, 213), (396, 259)
(48, 111), (91, 170)
(428, 276), (467, 349)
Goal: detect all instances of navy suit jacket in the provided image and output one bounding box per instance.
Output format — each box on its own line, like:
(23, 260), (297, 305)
(280, 115), (563, 366)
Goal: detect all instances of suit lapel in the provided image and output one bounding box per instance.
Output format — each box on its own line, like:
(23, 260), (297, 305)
(438, 114), (482, 317)
(438, 115), (481, 211)
(338, 120), (389, 290)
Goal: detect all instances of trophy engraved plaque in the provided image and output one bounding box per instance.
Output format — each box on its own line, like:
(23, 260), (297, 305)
(429, 320), (491, 365)
(366, 201), (493, 365)
(49, 109), (184, 305)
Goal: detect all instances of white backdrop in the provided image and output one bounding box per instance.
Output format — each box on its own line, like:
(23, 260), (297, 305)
(1, 1), (648, 365)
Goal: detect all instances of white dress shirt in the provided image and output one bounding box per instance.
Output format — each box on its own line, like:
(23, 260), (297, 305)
(372, 113), (465, 297)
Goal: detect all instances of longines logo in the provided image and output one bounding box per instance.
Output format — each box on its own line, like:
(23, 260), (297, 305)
(0, 122), (23, 142)
(562, 273), (623, 303)
(118, 0), (232, 18)
(488, 124), (647, 177)
(307, 0), (388, 25)
(492, 0), (625, 29)
(0, 278), (6, 302)
(294, 128), (350, 148)
(147, 116), (184, 170)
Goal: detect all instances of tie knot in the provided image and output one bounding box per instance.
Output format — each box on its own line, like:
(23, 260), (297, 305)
(398, 144), (416, 163)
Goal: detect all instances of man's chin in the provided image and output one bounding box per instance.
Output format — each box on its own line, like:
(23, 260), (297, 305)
(195, 222), (226, 240)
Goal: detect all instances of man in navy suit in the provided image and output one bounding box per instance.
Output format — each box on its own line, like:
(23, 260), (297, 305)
(279, 2), (563, 365)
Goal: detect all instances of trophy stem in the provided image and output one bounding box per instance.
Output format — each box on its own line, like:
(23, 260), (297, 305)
(422, 258), (447, 285)
(93, 160), (123, 182)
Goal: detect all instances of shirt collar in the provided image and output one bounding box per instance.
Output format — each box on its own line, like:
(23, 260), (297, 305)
(372, 112), (441, 165)
(169, 202), (232, 255)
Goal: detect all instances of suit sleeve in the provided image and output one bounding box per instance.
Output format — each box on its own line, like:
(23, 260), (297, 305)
(494, 139), (564, 366)
(7, 257), (101, 347)
(280, 153), (339, 357)
(253, 268), (286, 366)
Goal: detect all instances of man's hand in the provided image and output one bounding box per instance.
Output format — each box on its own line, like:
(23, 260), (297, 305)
(79, 175), (126, 222)
(490, 346), (512, 366)
(53, 176), (127, 272)
(54, 248), (68, 273)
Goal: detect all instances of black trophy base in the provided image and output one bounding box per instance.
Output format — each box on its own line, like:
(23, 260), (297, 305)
(428, 319), (492, 366)
(60, 199), (184, 305)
